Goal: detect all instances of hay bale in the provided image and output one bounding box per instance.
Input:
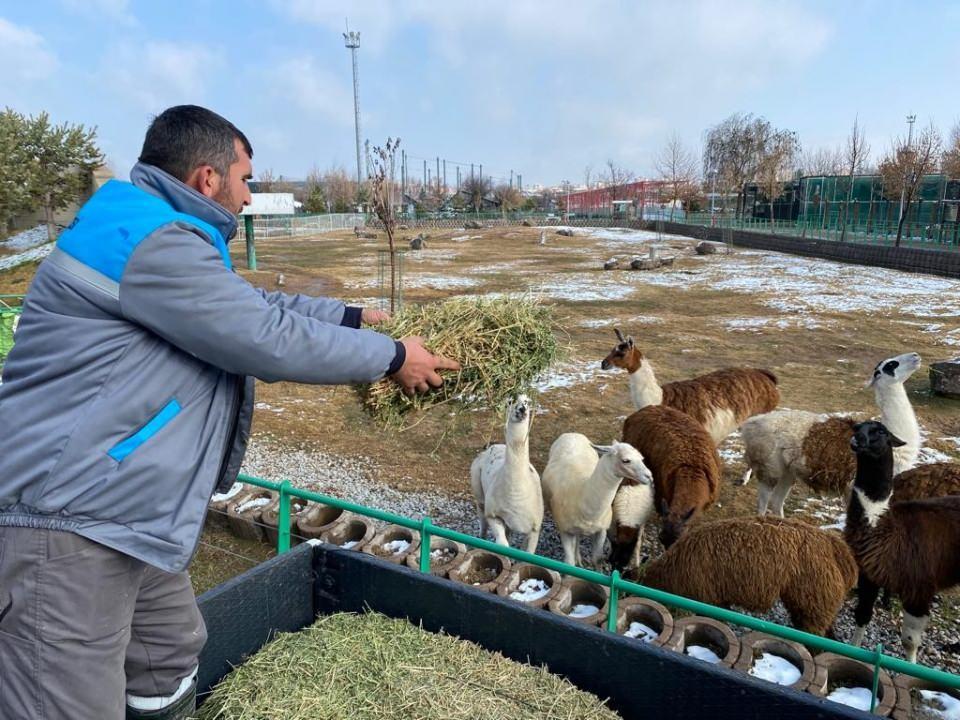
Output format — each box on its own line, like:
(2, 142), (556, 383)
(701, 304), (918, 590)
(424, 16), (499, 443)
(196, 612), (621, 720)
(357, 295), (561, 427)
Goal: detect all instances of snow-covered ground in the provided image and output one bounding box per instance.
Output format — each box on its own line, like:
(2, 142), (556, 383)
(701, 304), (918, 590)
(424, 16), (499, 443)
(0, 242), (54, 271)
(1, 225), (49, 251)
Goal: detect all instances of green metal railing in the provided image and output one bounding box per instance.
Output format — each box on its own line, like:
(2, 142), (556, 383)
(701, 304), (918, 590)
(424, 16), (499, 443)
(236, 473), (960, 711)
(0, 295), (25, 364)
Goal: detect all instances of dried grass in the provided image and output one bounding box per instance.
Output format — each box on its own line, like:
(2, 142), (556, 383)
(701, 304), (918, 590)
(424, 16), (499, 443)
(357, 295), (562, 428)
(196, 611), (621, 720)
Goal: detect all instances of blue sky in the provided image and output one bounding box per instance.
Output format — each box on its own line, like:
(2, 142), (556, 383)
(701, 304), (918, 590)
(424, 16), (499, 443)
(2, 1), (958, 187)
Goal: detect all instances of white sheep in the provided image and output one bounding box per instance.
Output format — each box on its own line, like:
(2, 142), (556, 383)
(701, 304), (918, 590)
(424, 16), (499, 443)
(608, 482), (656, 572)
(741, 352), (922, 517)
(470, 395), (543, 553)
(541, 434), (653, 567)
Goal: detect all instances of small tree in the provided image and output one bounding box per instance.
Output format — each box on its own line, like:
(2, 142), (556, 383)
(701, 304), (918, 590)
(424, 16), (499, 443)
(943, 122), (960, 179)
(755, 130), (800, 222)
(302, 167), (326, 214)
(493, 183), (522, 217)
(257, 168), (276, 192)
(655, 133), (698, 220)
(839, 116), (870, 242)
(461, 174), (492, 214)
(0, 108), (32, 234)
(800, 146), (843, 176)
(22, 112), (104, 240)
(601, 160), (635, 213)
(878, 122), (942, 246)
(369, 138), (401, 311)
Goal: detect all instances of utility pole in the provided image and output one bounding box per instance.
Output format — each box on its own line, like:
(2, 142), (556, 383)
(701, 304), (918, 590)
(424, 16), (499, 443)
(343, 25), (363, 188)
(423, 159), (427, 187)
(510, 170), (514, 188)
(442, 159), (447, 194)
(899, 113), (916, 223)
(401, 150), (406, 199)
(436, 157), (441, 194)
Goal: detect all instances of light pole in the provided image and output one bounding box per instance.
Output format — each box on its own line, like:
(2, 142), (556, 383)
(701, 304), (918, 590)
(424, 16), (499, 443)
(898, 113), (916, 224)
(343, 28), (363, 189)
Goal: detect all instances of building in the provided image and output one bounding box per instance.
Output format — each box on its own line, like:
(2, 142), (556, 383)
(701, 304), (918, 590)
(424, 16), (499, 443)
(562, 180), (671, 219)
(241, 193), (299, 215)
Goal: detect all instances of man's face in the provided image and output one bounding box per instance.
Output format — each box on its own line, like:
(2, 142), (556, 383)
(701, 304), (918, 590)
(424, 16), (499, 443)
(212, 138), (253, 214)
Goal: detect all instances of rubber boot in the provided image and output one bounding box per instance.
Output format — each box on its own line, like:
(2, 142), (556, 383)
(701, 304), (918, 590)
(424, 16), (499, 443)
(125, 677), (197, 720)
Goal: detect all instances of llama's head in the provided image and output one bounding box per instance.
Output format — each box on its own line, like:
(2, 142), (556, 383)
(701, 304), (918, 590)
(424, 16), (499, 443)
(866, 352), (921, 389)
(592, 441), (653, 487)
(658, 499), (696, 548)
(850, 420), (905, 459)
(601, 328), (642, 372)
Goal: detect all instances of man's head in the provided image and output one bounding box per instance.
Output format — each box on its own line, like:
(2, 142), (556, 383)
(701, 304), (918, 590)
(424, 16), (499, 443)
(139, 105), (253, 213)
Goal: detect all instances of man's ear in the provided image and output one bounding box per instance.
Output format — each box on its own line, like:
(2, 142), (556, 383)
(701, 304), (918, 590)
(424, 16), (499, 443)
(184, 165), (219, 199)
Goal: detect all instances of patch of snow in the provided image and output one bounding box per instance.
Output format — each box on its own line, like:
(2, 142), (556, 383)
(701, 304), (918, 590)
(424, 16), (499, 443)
(255, 402), (285, 414)
(580, 314), (663, 329)
(534, 361), (603, 393)
(624, 621), (658, 642)
(725, 317), (770, 331)
(826, 686), (873, 711)
(341, 540), (359, 549)
(235, 497), (272, 513)
(383, 539), (411, 555)
(916, 690), (960, 719)
(919, 446), (955, 463)
(211, 482), (244, 503)
(686, 645), (722, 663)
(1, 225), (49, 250)
(509, 578), (551, 602)
(568, 603), (600, 618)
(450, 234), (482, 242)
(0, 242), (54, 271)
(537, 274), (639, 302)
(749, 653), (802, 686)
(405, 274), (479, 289)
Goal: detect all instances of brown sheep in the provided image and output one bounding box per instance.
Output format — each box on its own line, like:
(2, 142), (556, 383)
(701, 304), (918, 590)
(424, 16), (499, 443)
(601, 328), (779, 444)
(621, 405), (721, 547)
(634, 516), (857, 636)
(846, 421), (960, 664)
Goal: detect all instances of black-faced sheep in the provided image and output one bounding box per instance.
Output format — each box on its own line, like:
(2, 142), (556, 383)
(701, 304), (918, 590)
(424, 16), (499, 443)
(634, 516), (857, 636)
(621, 405), (722, 547)
(601, 329), (779, 444)
(846, 420), (960, 664)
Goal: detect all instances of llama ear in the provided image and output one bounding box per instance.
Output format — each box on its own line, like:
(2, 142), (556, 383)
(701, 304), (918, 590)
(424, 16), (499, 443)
(614, 327), (625, 343)
(682, 507), (696, 522)
(659, 498), (669, 516)
(887, 432), (907, 448)
(591, 443), (612, 455)
(627, 335), (635, 348)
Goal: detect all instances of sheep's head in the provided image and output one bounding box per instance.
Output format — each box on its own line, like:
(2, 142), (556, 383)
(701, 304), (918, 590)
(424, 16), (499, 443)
(866, 352), (921, 389)
(850, 420), (905, 458)
(592, 441), (653, 487)
(600, 328), (642, 372)
(658, 499), (695, 548)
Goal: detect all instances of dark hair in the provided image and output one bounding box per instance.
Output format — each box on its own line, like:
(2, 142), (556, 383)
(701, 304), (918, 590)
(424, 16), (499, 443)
(138, 105), (253, 181)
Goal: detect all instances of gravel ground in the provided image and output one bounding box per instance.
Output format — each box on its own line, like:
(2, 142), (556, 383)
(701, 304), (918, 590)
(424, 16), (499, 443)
(239, 440), (960, 676)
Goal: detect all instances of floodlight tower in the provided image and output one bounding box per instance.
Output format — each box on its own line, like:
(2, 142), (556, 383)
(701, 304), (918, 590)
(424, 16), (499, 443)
(898, 113), (916, 223)
(343, 26), (363, 187)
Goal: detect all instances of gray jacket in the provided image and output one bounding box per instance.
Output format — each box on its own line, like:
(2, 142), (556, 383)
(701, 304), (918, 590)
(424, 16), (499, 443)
(0, 162), (401, 572)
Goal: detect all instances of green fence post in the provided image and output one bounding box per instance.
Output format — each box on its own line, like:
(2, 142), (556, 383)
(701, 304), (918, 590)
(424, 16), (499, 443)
(606, 570), (620, 633)
(277, 480), (291, 553)
(419, 516), (433, 573)
(870, 643), (883, 713)
(244, 215), (257, 270)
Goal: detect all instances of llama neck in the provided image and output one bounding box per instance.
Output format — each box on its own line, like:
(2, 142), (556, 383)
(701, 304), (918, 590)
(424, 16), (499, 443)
(503, 427), (532, 481)
(875, 383), (919, 469)
(629, 361), (663, 409)
(580, 457), (627, 520)
(848, 453), (894, 529)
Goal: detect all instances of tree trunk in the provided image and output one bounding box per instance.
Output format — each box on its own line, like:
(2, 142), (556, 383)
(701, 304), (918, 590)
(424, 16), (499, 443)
(895, 199), (909, 247)
(44, 191), (54, 241)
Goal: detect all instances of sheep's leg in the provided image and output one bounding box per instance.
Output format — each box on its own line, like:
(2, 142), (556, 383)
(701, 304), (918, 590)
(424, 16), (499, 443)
(901, 604), (930, 665)
(769, 473), (794, 518)
(588, 530), (606, 566)
(488, 517), (510, 548)
(524, 528), (541, 555)
(852, 574), (880, 647)
(560, 533), (579, 567)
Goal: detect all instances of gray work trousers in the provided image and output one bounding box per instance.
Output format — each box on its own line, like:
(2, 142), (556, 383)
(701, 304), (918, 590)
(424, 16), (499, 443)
(0, 526), (206, 719)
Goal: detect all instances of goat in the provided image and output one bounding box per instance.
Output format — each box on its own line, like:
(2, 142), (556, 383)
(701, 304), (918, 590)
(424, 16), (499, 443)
(846, 420), (960, 664)
(621, 405), (722, 547)
(601, 328), (779, 444)
(741, 352), (922, 517)
(636, 516), (857, 636)
(470, 395), (543, 553)
(541, 435), (652, 567)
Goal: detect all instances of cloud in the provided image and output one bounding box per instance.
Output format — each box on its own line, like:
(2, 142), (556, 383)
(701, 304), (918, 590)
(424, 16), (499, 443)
(0, 17), (58, 84)
(101, 41), (222, 111)
(61, 0), (136, 26)
(258, 56), (355, 128)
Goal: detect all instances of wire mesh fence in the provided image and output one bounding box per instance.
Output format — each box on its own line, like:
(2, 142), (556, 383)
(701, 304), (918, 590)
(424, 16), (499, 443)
(237, 213), (367, 241)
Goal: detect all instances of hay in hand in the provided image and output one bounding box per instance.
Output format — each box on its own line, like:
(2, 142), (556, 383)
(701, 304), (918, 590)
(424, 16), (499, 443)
(196, 611), (621, 720)
(357, 295), (561, 427)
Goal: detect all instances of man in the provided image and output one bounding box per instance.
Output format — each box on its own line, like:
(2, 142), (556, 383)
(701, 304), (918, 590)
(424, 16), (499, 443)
(0, 105), (459, 719)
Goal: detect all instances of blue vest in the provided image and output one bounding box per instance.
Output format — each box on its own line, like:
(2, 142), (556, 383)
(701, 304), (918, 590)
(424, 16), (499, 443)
(57, 180), (232, 281)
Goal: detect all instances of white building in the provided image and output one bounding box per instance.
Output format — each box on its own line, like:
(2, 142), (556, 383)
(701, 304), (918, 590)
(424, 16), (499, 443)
(241, 193), (297, 215)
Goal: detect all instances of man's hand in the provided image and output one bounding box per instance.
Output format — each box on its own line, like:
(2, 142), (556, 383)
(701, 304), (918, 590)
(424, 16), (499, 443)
(391, 336), (460, 395)
(361, 308), (391, 325)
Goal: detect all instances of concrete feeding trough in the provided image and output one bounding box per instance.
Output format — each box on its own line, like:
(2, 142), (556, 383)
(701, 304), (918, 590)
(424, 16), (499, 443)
(808, 652), (898, 716)
(404, 536), (467, 577)
(448, 549), (511, 592)
(261, 498), (310, 547)
(362, 524), (420, 565)
(496, 563), (562, 610)
(548, 578), (609, 626)
(207, 481), (249, 531)
(296, 503), (352, 542)
(226, 489), (277, 542)
(733, 631), (815, 692)
(615, 597), (673, 647)
(891, 673), (960, 719)
(320, 516), (376, 550)
(668, 616), (740, 668)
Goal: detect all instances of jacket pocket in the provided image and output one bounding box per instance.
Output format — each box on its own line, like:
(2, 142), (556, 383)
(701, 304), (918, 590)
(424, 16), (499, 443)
(107, 398), (181, 463)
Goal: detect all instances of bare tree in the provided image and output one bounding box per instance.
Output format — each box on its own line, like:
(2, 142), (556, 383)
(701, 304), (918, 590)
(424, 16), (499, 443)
(461, 174), (492, 214)
(583, 164), (594, 190)
(878, 122), (942, 246)
(943, 121), (960, 179)
(755, 130), (800, 222)
(800, 146), (843, 176)
(655, 133), (698, 220)
(257, 168), (275, 193)
(322, 166), (356, 213)
(601, 160), (635, 214)
(492, 183), (523, 216)
(369, 138), (401, 311)
(839, 116), (871, 242)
